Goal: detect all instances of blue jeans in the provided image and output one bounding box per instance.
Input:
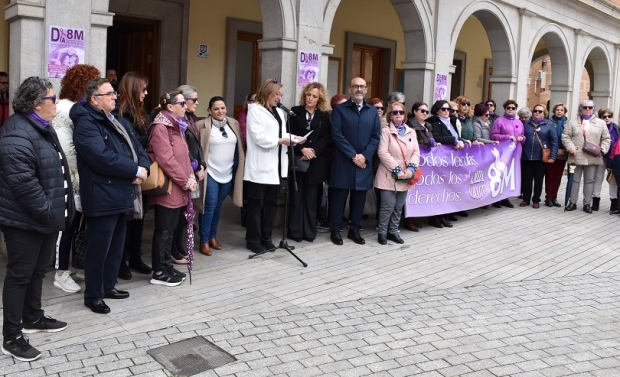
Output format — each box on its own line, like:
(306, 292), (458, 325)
(199, 174), (233, 243)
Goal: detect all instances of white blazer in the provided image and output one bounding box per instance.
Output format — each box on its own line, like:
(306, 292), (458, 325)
(244, 103), (290, 184)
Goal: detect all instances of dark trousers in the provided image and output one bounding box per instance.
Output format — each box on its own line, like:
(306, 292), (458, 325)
(244, 181), (280, 244)
(152, 205), (184, 273)
(330, 188), (367, 231)
(171, 207), (187, 260)
(56, 211), (82, 270)
(545, 158), (567, 200)
(288, 172), (318, 240)
(83, 214), (126, 303)
(124, 218), (144, 260)
(2, 227), (57, 341)
(521, 159), (547, 203)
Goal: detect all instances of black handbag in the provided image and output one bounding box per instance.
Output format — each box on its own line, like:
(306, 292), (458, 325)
(71, 215), (86, 269)
(293, 153), (310, 172)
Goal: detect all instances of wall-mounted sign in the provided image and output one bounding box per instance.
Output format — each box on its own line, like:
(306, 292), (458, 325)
(434, 73), (448, 101)
(48, 26), (86, 79)
(298, 51), (319, 88)
(198, 44), (209, 58)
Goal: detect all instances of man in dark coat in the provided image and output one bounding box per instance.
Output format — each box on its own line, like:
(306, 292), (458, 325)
(72, 78), (149, 314)
(329, 77), (381, 245)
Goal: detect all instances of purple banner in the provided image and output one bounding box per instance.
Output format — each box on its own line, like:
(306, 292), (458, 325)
(405, 141), (522, 217)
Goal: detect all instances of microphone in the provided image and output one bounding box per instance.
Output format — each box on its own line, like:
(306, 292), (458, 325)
(277, 102), (296, 117)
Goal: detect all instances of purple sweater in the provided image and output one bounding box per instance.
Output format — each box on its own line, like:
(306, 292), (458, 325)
(491, 115), (525, 142)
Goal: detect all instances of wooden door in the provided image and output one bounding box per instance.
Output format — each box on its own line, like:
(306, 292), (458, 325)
(352, 45), (383, 100)
(233, 32), (262, 117)
(107, 16), (160, 111)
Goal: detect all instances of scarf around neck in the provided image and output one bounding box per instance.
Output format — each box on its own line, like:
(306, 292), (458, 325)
(29, 112), (49, 127)
(503, 113), (516, 120)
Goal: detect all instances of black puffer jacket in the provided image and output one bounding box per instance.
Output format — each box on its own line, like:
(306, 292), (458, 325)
(0, 113), (75, 233)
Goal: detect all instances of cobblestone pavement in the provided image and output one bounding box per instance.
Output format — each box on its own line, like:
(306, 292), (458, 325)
(1, 178), (620, 376)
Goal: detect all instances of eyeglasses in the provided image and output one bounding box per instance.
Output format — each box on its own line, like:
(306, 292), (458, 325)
(391, 110), (405, 115)
(602, 115), (613, 119)
(505, 106), (516, 110)
(486, 103), (495, 107)
(172, 101), (186, 107)
(532, 109), (545, 114)
(0, 81), (8, 85)
(460, 102), (471, 107)
(439, 107), (452, 112)
(374, 106), (384, 111)
(218, 126), (228, 138)
(582, 106), (594, 110)
(42, 95), (57, 102)
(417, 109), (429, 114)
(94, 91), (117, 97)
(351, 84), (367, 90)
(185, 97), (198, 103)
(143, 86), (148, 94)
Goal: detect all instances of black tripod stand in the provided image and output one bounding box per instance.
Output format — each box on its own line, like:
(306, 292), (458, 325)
(249, 110), (307, 267)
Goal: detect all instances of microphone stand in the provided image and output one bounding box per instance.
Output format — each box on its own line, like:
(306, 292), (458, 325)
(249, 108), (307, 267)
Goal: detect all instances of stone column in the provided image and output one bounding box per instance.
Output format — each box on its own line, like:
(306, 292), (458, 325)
(401, 60), (434, 106)
(548, 85), (572, 109)
(590, 91), (612, 109)
(258, 37), (298, 106)
(489, 75), (518, 112)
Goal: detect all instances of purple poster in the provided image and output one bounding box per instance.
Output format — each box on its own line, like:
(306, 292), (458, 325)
(405, 141), (522, 217)
(48, 26), (86, 79)
(434, 73), (447, 101)
(298, 51), (319, 88)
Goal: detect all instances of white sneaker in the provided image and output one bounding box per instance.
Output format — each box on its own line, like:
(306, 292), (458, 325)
(74, 270), (85, 281)
(53, 271), (81, 293)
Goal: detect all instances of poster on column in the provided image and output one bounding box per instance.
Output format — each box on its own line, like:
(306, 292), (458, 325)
(48, 25), (86, 79)
(434, 73), (448, 101)
(297, 51), (319, 88)
(405, 141), (522, 217)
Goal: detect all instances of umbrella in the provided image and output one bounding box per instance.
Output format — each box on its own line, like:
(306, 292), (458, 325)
(564, 158), (577, 211)
(184, 200), (196, 284)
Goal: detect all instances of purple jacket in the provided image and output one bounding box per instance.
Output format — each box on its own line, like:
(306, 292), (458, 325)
(491, 115), (525, 143)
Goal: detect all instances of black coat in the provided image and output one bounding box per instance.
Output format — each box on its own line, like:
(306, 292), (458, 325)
(407, 119), (434, 147)
(0, 113), (75, 233)
(428, 115), (460, 146)
(71, 101), (150, 217)
(289, 106), (332, 185)
(184, 112), (206, 172)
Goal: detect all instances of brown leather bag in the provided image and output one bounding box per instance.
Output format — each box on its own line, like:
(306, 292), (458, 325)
(534, 132), (551, 163)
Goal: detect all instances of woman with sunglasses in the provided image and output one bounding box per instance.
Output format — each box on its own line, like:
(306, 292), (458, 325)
(147, 90), (197, 286)
(595, 108), (620, 212)
(453, 96), (475, 143)
(544, 104), (568, 207)
(486, 99), (499, 125)
(427, 100), (466, 228)
(562, 100), (611, 213)
(406, 102), (438, 231)
(472, 103), (498, 144)
(375, 102), (419, 245)
(520, 104), (558, 209)
(490, 100), (525, 208)
(114, 72), (153, 280)
(195, 96), (244, 256)
(369, 98), (386, 126)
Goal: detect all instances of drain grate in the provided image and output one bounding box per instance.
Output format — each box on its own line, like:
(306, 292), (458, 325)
(147, 336), (236, 376)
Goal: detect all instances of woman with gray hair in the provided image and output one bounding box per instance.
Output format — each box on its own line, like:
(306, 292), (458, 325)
(517, 107), (532, 123)
(0, 77), (75, 361)
(562, 99), (611, 213)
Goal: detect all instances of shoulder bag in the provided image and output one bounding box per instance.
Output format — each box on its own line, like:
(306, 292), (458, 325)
(390, 133), (423, 185)
(534, 131), (551, 163)
(141, 125), (173, 195)
(582, 134), (602, 157)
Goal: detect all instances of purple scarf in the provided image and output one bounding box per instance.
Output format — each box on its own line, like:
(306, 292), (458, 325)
(458, 114), (466, 121)
(504, 113), (516, 120)
(29, 112), (49, 128)
(581, 114), (594, 120)
(164, 110), (188, 134)
(533, 118), (545, 125)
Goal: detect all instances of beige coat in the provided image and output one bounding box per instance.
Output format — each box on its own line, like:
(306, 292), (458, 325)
(561, 117), (611, 165)
(195, 116), (245, 212)
(374, 124), (420, 191)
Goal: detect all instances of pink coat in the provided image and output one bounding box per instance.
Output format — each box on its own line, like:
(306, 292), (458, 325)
(374, 124), (420, 191)
(491, 115), (525, 142)
(147, 111), (194, 209)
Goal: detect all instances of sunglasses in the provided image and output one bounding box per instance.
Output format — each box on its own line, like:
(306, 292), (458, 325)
(460, 102), (471, 107)
(484, 113), (490, 117)
(602, 115), (613, 119)
(486, 103), (495, 107)
(505, 106), (516, 110)
(439, 107), (452, 112)
(374, 106), (384, 111)
(42, 95), (57, 102)
(532, 109), (544, 114)
(582, 106), (594, 110)
(143, 86), (148, 94)
(172, 101), (186, 107)
(391, 110), (405, 115)
(417, 109), (429, 114)
(185, 97), (199, 103)
(218, 126), (228, 138)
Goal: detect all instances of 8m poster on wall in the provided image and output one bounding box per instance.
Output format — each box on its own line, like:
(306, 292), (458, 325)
(48, 26), (86, 79)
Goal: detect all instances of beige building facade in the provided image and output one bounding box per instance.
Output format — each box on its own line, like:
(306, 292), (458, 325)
(1, 0), (620, 118)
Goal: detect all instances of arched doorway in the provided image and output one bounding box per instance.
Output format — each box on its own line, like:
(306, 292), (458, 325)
(581, 44), (612, 109)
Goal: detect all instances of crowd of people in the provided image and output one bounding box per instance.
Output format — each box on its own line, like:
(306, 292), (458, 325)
(0, 67), (618, 362)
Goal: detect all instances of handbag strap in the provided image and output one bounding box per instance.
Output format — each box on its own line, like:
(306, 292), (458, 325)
(534, 131), (544, 149)
(391, 133), (408, 164)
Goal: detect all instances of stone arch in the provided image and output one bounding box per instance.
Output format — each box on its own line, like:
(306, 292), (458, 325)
(580, 41), (612, 105)
(258, 0), (296, 40)
(322, 0), (434, 102)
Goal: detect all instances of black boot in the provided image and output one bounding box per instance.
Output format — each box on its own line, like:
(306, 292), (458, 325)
(610, 198), (618, 214)
(118, 257), (132, 280)
(592, 197), (600, 211)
